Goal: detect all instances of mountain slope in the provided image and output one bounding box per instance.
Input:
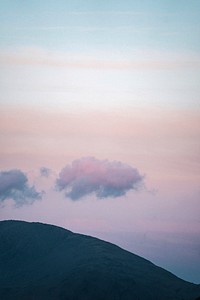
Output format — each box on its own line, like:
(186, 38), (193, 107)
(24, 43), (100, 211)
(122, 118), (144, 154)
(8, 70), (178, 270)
(0, 220), (199, 300)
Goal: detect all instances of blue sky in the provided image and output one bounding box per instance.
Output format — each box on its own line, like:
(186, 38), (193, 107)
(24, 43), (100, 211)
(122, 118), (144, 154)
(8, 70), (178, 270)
(1, 0), (200, 111)
(1, 0), (200, 53)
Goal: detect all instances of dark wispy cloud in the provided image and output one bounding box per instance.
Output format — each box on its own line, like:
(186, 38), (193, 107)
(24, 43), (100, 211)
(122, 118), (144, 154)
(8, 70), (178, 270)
(40, 167), (51, 178)
(56, 157), (144, 200)
(0, 169), (43, 206)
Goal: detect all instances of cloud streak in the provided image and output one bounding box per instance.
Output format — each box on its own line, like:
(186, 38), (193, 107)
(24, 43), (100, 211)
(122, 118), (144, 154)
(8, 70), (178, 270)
(0, 169), (43, 206)
(1, 48), (199, 70)
(56, 157), (144, 200)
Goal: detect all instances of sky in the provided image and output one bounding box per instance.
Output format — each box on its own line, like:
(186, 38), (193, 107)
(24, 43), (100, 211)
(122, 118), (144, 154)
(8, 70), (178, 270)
(0, 0), (200, 283)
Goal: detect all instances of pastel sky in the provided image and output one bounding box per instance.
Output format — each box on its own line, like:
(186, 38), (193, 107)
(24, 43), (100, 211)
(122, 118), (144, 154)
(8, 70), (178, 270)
(0, 0), (200, 283)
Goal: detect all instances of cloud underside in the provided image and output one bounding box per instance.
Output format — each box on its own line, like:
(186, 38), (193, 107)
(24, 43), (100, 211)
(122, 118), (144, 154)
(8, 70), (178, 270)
(0, 169), (42, 206)
(56, 157), (144, 200)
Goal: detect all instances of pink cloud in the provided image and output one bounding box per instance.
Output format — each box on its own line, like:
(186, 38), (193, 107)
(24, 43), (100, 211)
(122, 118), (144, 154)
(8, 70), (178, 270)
(56, 157), (144, 200)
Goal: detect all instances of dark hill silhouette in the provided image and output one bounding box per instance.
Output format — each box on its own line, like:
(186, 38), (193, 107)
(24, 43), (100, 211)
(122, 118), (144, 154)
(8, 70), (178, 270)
(0, 220), (199, 300)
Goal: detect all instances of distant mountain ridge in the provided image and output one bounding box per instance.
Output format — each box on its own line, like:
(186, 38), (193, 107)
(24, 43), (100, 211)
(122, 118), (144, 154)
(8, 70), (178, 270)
(0, 220), (200, 300)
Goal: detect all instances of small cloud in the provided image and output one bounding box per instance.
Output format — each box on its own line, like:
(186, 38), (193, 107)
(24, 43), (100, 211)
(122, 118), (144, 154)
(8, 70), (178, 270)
(0, 169), (43, 206)
(40, 167), (51, 178)
(56, 157), (144, 200)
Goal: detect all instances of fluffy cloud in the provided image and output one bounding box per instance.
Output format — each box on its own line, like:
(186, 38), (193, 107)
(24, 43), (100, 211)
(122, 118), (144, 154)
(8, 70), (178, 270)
(0, 169), (43, 206)
(40, 167), (51, 178)
(56, 157), (144, 200)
